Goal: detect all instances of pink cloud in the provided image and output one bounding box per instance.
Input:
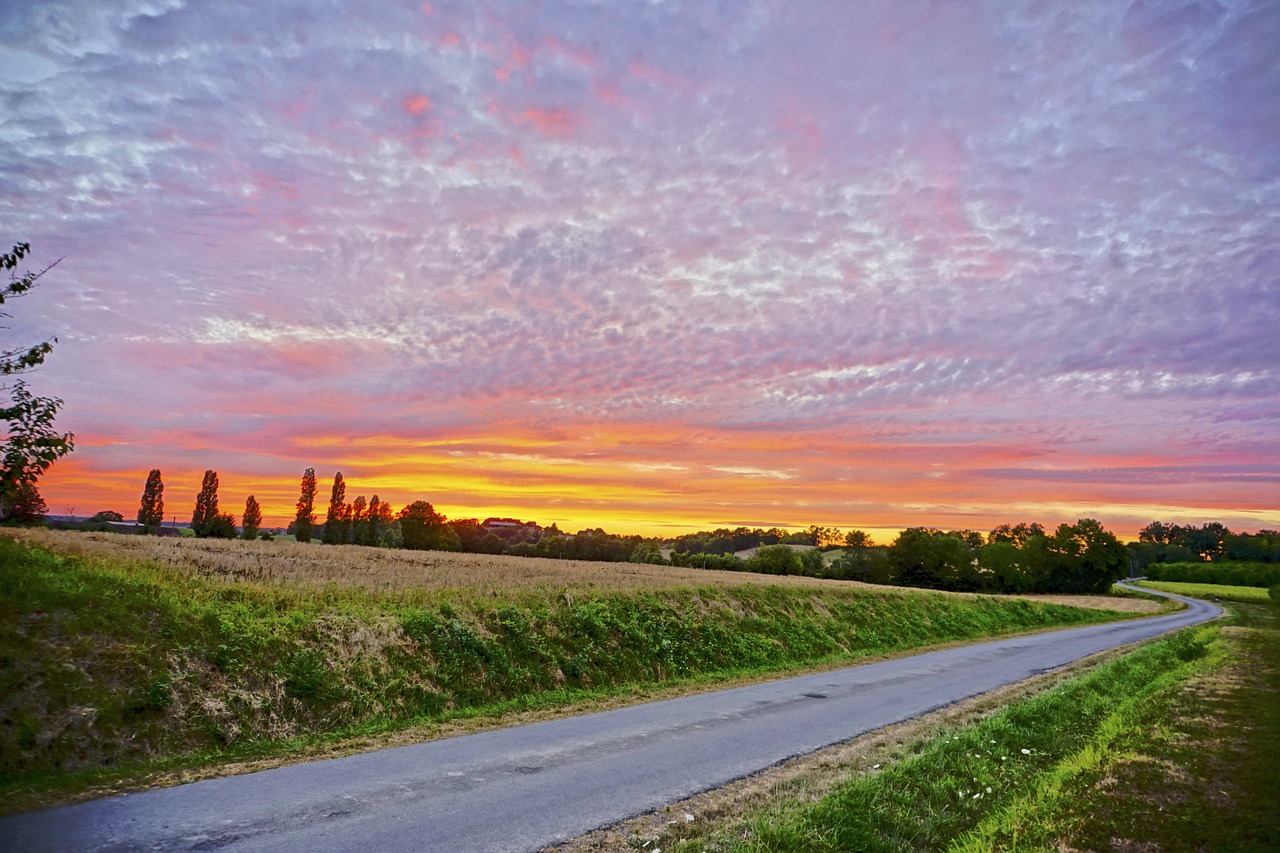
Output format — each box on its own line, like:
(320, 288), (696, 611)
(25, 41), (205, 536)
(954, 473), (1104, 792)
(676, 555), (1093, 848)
(402, 93), (432, 117)
(626, 57), (682, 87)
(592, 79), (622, 105)
(541, 35), (597, 69)
(494, 42), (534, 84)
(780, 114), (823, 169)
(514, 106), (579, 138)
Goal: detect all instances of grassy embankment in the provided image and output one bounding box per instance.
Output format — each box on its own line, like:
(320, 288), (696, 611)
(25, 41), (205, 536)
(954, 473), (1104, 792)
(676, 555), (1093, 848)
(0, 529), (1137, 814)
(645, 600), (1278, 853)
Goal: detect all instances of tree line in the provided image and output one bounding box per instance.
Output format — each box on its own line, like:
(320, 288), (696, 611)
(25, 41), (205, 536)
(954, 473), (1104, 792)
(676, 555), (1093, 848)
(39, 460), (1280, 598)
(1131, 521), (1279, 565)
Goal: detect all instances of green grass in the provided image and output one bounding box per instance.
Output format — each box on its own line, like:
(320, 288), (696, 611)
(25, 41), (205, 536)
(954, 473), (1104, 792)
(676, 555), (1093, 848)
(1146, 560), (1280, 588)
(668, 601), (1278, 853)
(0, 537), (1129, 812)
(1136, 579), (1272, 603)
(1036, 602), (1280, 851)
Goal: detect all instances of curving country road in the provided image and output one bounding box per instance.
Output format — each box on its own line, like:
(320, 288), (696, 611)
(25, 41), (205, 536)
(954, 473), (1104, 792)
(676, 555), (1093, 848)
(0, 584), (1219, 853)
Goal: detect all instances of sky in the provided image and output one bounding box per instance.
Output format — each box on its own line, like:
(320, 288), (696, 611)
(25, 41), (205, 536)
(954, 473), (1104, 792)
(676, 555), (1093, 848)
(2, 0), (1277, 540)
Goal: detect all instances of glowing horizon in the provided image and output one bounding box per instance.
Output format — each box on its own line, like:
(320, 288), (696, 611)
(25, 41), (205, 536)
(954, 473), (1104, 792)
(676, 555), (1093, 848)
(4, 1), (1277, 543)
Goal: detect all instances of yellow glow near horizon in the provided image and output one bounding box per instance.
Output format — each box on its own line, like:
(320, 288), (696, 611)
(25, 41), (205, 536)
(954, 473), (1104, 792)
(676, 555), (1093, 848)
(33, 429), (1280, 543)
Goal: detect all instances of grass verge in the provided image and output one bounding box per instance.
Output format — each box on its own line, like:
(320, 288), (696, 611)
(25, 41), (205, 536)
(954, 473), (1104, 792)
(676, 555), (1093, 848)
(633, 601), (1276, 853)
(0, 535), (1130, 814)
(1135, 578), (1272, 604)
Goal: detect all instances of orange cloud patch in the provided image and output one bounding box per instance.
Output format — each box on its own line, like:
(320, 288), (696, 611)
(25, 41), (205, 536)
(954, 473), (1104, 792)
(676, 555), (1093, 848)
(402, 93), (433, 117)
(515, 107), (578, 138)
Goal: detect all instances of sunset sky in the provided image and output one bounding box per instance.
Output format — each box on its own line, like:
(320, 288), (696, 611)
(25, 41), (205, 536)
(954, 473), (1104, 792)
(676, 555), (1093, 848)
(2, 0), (1277, 540)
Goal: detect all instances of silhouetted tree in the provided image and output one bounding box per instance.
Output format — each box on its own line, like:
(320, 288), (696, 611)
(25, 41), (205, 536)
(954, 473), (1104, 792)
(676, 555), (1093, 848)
(348, 495), (367, 545)
(293, 467), (317, 542)
(203, 512), (237, 539)
(1, 242), (73, 521)
(1, 241), (62, 376)
(844, 530), (875, 549)
(321, 472), (346, 544)
(988, 522), (1044, 547)
(1, 382), (74, 522)
(191, 470), (219, 534)
(6, 480), (46, 522)
(447, 517), (486, 552)
(399, 500), (453, 550)
(137, 468), (164, 533)
(366, 495), (385, 545)
(242, 495), (262, 540)
(1040, 518), (1127, 593)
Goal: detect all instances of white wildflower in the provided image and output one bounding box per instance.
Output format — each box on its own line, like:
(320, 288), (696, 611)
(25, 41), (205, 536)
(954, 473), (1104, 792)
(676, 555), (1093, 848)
(1021, 748), (1031, 755)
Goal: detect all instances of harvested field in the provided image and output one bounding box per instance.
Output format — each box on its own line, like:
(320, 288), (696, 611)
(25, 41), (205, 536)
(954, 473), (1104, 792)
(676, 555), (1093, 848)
(1015, 593), (1162, 614)
(5, 529), (849, 602)
(3, 530), (1156, 612)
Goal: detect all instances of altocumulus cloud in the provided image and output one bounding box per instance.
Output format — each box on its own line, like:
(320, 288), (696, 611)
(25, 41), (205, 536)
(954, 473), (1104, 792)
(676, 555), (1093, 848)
(1, 0), (1277, 534)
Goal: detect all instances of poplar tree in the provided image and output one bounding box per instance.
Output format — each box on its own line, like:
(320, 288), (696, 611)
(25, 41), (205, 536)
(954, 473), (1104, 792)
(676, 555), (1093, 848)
(242, 495), (262, 540)
(293, 467), (317, 543)
(191, 469), (219, 534)
(366, 495), (383, 546)
(322, 472), (346, 544)
(137, 468), (164, 533)
(349, 495), (367, 545)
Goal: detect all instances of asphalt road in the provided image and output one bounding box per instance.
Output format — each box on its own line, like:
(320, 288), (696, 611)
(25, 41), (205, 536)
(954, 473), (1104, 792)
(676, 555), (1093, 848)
(0, 584), (1220, 853)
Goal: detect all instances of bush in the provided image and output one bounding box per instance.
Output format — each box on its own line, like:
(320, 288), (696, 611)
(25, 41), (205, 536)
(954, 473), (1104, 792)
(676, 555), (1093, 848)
(198, 513), (238, 539)
(283, 648), (333, 700)
(747, 544), (803, 575)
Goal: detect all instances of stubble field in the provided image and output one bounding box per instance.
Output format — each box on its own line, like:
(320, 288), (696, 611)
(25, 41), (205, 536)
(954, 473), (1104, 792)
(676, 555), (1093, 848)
(3, 528), (1157, 612)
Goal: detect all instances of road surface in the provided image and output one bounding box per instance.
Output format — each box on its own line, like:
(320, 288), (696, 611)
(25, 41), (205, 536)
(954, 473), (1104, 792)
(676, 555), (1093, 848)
(0, 584), (1219, 852)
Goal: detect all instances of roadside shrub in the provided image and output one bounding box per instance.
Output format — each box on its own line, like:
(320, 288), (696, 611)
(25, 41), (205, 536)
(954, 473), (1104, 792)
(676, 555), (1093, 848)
(283, 648), (332, 700)
(129, 675), (173, 713)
